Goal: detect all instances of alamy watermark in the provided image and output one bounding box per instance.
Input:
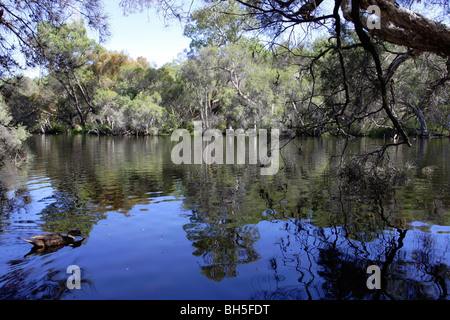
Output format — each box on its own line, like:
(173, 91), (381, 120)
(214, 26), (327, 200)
(170, 121), (280, 175)
(366, 265), (381, 290)
(366, 5), (381, 30)
(66, 265), (81, 289)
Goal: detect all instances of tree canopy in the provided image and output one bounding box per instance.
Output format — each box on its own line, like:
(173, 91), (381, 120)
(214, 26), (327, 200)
(0, 0), (109, 78)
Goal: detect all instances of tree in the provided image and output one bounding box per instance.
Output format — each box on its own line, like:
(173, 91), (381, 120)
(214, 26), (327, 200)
(217, 41), (279, 129)
(394, 52), (450, 137)
(124, 92), (166, 135)
(121, 0), (450, 145)
(230, 0), (449, 57)
(0, 77), (42, 129)
(114, 58), (158, 100)
(183, 0), (255, 52)
(238, 0), (450, 144)
(91, 50), (131, 89)
(0, 0), (108, 168)
(92, 88), (128, 132)
(181, 46), (223, 130)
(0, 95), (28, 167)
(119, 0), (449, 56)
(0, 0), (108, 79)
(35, 20), (101, 128)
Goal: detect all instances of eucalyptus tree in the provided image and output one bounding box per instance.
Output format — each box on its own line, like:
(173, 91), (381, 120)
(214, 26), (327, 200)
(181, 1), (287, 130)
(120, 0), (450, 145)
(91, 50), (130, 89)
(0, 77), (42, 129)
(0, 96), (28, 167)
(114, 58), (158, 100)
(124, 92), (166, 135)
(232, 0), (450, 145)
(183, 0), (256, 52)
(0, 0), (108, 79)
(180, 1), (260, 130)
(92, 88), (128, 132)
(35, 20), (101, 128)
(90, 53), (170, 135)
(0, 0), (108, 168)
(217, 41), (280, 129)
(181, 46), (223, 130)
(393, 52), (450, 137)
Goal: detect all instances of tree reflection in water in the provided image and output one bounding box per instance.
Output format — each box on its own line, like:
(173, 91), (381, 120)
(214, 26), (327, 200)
(249, 218), (449, 300)
(180, 141), (450, 299)
(0, 135), (448, 299)
(184, 215), (261, 281)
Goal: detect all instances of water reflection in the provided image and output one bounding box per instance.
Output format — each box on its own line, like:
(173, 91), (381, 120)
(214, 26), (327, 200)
(184, 219), (261, 281)
(250, 220), (449, 300)
(0, 135), (449, 299)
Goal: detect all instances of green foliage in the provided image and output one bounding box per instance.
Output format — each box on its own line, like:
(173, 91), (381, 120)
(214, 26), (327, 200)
(115, 62), (158, 99)
(0, 97), (29, 167)
(47, 123), (66, 134)
(160, 112), (183, 134)
(0, 77), (43, 129)
(33, 20), (102, 129)
(93, 88), (128, 131)
(36, 20), (98, 71)
(0, 0), (108, 79)
(124, 93), (166, 135)
(1, 6), (448, 142)
(183, 0), (255, 52)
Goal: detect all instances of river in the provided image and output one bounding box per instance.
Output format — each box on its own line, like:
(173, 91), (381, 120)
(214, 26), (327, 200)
(0, 134), (449, 299)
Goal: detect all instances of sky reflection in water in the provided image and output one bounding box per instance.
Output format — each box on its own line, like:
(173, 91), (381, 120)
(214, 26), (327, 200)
(0, 135), (449, 299)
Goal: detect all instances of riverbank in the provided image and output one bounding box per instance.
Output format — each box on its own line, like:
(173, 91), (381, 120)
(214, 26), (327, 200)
(30, 122), (450, 141)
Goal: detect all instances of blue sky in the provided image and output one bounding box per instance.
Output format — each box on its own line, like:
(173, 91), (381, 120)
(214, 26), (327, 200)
(92, 0), (191, 67)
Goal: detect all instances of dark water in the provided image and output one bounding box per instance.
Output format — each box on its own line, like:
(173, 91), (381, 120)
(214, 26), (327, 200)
(0, 134), (449, 300)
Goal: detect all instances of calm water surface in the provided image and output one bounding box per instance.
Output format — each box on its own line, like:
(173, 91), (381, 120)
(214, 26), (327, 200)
(0, 135), (449, 299)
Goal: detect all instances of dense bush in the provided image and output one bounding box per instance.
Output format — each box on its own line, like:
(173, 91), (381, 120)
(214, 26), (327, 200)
(0, 98), (29, 167)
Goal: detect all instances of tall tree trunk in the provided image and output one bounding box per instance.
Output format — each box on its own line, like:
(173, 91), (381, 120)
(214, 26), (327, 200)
(204, 88), (210, 129)
(67, 82), (86, 129)
(351, 0), (411, 146)
(400, 100), (429, 137)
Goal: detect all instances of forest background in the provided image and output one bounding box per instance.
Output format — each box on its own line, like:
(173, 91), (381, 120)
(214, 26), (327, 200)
(0, 0), (449, 167)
